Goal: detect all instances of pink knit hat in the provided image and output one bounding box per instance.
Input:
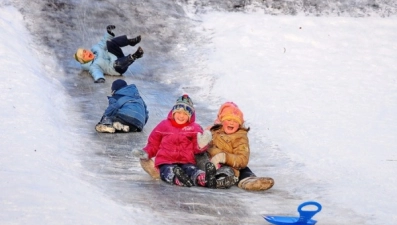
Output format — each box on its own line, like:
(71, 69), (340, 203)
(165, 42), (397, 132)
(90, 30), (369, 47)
(215, 102), (244, 125)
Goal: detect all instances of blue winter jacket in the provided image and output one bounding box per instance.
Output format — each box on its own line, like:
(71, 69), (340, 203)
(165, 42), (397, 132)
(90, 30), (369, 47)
(103, 84), (149, 131)
(81, 33), (121, 81)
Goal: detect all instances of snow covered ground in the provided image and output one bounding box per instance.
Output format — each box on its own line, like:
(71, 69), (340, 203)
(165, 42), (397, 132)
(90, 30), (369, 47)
(194, 11), (397, 224)
(1, 1), (397, 225)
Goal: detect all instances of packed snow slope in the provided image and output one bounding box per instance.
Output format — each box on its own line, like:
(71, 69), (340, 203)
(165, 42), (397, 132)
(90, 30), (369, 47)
(1, 0), (396, 224)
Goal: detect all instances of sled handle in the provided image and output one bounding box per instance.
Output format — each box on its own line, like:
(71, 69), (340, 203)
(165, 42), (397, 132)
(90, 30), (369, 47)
(297, 201), (322, 223)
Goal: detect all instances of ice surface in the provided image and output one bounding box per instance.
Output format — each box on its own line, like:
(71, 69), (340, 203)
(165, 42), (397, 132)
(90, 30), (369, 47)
(1, 0), (396, 224)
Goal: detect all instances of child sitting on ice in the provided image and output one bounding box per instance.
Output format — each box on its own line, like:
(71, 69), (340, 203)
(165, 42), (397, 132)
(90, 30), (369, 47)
(197, 102), (274, 191)
(132, 94), (216, 188)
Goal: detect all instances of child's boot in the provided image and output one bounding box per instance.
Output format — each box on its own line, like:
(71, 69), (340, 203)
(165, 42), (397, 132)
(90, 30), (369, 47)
(173, 166), (193, 187)
(131, 47), (144, 60)
(237, 177), (274, 191)
(205, 162), (217, 189)
(95, 124), (115, 133)
(113, 122), (130, 132)
(95, 116), (115, 133)
(195, 172), (206, 187)
(128, 35), (141, 46)
(216, 176), (239, 189)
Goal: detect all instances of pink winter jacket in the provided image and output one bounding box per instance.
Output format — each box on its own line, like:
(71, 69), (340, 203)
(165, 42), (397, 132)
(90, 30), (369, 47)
(143, 110), (206, 168)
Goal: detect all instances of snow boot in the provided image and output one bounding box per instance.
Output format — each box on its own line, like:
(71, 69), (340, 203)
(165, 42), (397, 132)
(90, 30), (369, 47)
(140, 159), (160, 180)
(173, 166), (193, 187)
(128, 35), (141, 46)
(131, 46), (144, 59)
(113, 122), (130, 132)
(205, 162), (217, 189)
(238, 177), (274, 191)
(216, 176), (239, 189)
(95, 124), (115, 133)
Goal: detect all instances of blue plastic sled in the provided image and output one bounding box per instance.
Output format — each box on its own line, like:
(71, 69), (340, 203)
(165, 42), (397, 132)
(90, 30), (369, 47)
(263, 201), (322, 225)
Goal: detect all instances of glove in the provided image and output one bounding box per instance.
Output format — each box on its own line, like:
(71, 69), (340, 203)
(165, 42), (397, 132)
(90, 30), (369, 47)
(132, 149), (149, 160)
(106, 25), (116, 36)
(197, 130), (212, 149)
(210, 153), (226, 167)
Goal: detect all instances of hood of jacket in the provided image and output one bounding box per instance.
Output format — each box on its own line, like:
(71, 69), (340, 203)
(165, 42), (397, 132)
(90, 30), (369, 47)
(113, 84), (141, 98)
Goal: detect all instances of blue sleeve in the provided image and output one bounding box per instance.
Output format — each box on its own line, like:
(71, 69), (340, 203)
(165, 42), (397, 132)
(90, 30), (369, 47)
(89, 63), (105, 81)
(103, 97), (119, 117)
(93, 32), (113, 50)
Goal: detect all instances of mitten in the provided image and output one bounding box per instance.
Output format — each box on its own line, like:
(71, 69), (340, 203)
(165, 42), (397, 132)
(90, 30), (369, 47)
(132, 149), (149, 160)
(210, 153), (226, 167)
(197, 130), (212, 149)
(106, 25), (116, 36)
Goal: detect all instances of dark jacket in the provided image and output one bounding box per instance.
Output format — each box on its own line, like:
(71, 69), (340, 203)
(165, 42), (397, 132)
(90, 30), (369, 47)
(103, 84), (148, 131)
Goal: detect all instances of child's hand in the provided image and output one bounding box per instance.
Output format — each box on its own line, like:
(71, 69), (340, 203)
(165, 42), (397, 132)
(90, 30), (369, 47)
(132, 149), (149, 160)
(197, 130), (212, 149)
(106, 25), (116, 36)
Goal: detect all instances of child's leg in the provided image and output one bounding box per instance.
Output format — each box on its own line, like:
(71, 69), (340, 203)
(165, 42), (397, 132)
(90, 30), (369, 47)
(216, 165), (238, 189)
(239, 166), (256, 180)
(205, 162), (217, 188)
(180, 163), (212, 187)
(106, 35), (129, 57)
(238, 166), (274, 191)
(172, 166), (193, 187)
(158, 164), (193, 187)
(159, 164), (176, 185)
(113, 55), (134, 74)
(113, 114), (141, 132)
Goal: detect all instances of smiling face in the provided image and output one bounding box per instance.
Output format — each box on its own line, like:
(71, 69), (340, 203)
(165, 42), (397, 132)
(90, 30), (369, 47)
(222, 119), (240, 134)
(75, 48), (95, 63)
(173, 110), (189, 124)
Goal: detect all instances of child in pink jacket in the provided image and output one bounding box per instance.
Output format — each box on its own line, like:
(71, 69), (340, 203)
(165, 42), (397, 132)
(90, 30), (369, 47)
(133, 95), (216, 188)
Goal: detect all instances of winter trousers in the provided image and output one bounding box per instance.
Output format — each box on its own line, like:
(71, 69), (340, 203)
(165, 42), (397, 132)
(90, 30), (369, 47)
(112, 115), (140, 132)
(195, 152), (257, 185)
(106, 35), (134, 74)
(159, 163), (203, 186)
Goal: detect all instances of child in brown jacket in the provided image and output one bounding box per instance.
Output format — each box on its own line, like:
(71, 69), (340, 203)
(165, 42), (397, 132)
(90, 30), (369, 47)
(200, 102), (274, 190)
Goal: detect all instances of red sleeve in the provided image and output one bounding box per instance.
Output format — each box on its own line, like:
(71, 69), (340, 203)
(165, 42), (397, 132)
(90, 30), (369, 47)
(143, 120), (166, 159)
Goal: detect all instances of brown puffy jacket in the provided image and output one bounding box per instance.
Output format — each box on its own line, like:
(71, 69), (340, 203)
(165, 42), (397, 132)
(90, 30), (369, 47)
(207, 124), (250, 177)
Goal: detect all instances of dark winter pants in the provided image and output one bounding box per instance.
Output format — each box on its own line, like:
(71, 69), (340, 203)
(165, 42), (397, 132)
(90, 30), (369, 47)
(195, 152), (256, 185)
(159, 163), (203, 186)
(239, 167), (256, 180)
(112, 115), (140, 132)
(106, 35), (134, 74)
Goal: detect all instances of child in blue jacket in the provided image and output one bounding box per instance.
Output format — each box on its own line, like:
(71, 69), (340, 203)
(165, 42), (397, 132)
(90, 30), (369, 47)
(95, 79), (149, 133)
(74, 25), (143, 83)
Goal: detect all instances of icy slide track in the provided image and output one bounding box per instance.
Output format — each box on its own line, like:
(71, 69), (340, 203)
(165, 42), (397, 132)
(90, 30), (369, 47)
(6, 0), (375, 224)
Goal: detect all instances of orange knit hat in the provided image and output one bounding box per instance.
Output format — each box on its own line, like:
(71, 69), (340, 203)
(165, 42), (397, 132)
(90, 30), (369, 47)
(216, 102), (244, 125)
